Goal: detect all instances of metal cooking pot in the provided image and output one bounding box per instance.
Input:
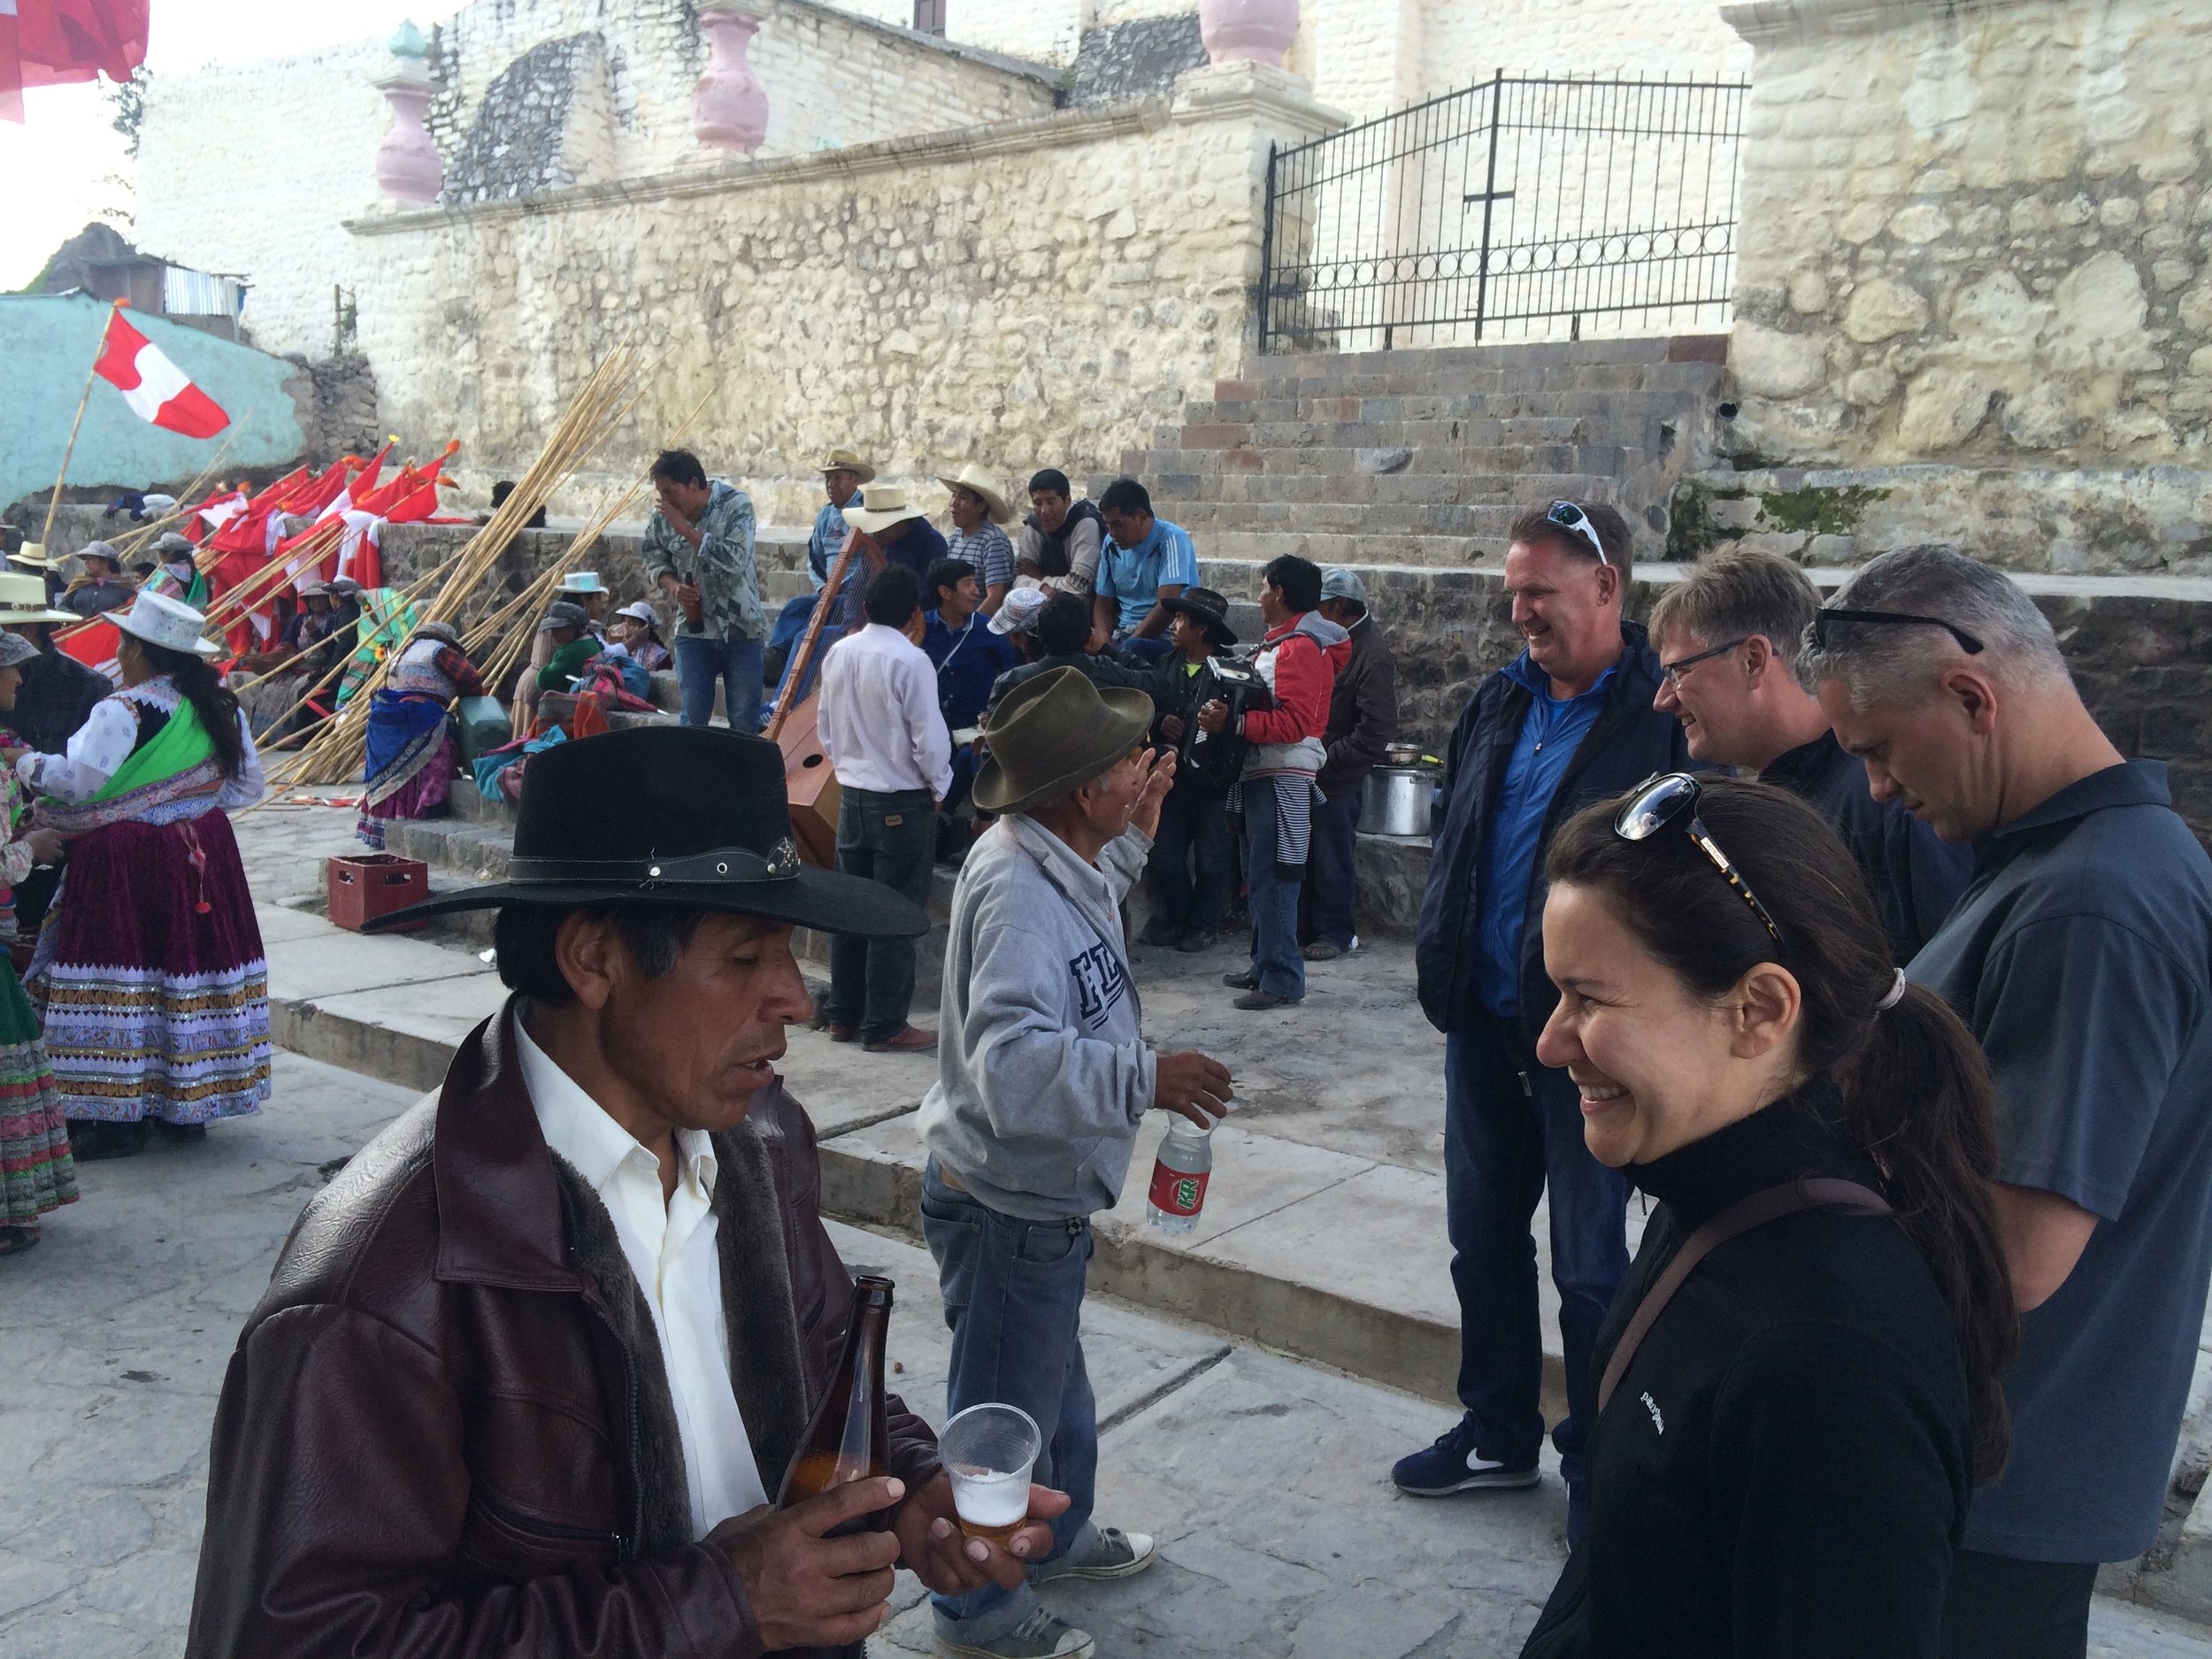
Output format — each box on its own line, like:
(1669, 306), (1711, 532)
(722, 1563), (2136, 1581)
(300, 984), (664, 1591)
(1363, 764), (1440, 839)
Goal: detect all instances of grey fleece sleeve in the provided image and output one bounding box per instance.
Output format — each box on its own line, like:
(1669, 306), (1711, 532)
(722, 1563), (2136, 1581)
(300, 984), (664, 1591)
(962, 906), (1156, 1144)
(1099, 826), (1154, 905)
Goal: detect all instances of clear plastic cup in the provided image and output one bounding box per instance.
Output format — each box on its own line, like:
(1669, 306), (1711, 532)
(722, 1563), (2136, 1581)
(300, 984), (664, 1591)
(938, 1402), (1042, 1547)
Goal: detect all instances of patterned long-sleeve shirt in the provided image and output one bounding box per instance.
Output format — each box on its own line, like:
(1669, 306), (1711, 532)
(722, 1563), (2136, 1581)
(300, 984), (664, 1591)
(641, 480), (763, 643)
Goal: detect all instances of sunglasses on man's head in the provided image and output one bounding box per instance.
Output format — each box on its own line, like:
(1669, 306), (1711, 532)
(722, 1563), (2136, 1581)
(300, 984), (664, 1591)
(1808, 608), (1985, 655)
(1614, 773), (1786, 952)
(1546, 501), (1610, 567)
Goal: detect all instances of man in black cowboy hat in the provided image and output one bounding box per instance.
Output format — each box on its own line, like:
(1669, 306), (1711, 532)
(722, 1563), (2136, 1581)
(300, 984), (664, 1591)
(1137, 586), (1240, 953)
(917, 668), (1233, 1659)
(186, 726), (1068, 1659)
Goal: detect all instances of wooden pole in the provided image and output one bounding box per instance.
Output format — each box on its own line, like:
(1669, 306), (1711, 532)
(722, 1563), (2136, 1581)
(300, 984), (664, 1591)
(38, 303), (119, 555)
(763, 529), (859, 742)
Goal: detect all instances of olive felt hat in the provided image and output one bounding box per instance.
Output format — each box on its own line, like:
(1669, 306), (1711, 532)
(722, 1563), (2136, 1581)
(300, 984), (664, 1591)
(971, 664), (1155, 817)
(365, 726), (928, 939)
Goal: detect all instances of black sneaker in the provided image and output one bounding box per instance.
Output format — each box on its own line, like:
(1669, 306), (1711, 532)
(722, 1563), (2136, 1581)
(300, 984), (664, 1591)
(66, 1118), (150, 1161)
(1390, 1414), (1540, 1496)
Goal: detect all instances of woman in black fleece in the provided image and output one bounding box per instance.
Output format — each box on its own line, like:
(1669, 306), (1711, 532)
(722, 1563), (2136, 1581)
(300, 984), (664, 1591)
(1518, 776), (2016, 1659)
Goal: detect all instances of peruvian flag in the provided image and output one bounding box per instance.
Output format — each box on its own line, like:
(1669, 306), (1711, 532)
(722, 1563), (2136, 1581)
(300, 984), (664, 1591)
(94, 305), (229, 438)
(1, 3), (150, 123)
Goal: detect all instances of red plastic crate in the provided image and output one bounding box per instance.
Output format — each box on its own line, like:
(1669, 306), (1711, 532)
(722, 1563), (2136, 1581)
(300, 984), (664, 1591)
(327, 853), (430, 933)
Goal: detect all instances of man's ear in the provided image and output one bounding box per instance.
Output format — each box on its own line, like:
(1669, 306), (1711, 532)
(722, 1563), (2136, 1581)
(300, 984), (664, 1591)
(554, 911), (623, 1011)
(1942, 665), (2001, 735)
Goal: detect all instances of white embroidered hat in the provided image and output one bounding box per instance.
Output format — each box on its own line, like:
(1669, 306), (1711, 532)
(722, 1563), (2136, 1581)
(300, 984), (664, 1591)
(559, 571), (608, 595)
(111, 589), (225, 659)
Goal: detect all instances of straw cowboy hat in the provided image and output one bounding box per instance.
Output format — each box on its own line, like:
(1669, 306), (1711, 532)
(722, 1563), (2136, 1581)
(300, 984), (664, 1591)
(843, 483), (929, 536)
(7, 544), (61, 572)
(366, 727), (928, 939)
(937, 464), (1015, 526)
(818, 449), (877, 484)
(973, 664), (1154, 818)
(0, 572), (81, 626)
(112, 590), (224, 659)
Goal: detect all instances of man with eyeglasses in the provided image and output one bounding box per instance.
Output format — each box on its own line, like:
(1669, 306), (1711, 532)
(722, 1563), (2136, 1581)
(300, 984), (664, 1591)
(1402, 500), (1692, 1541)
(1647, 548), (1970, 960)
(1801, 544), (2212, 1659)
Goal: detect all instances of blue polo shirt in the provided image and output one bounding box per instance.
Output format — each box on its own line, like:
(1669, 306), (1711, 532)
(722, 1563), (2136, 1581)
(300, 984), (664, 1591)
(1473, 654), (1616, 1018)
(922, 610), (1015, 729)
(1096, 518), (1199, 634)
(1910, 761), (2212, 1562)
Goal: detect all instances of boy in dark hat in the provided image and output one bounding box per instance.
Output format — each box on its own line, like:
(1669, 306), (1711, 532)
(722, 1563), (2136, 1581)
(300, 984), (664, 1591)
(187, 727), (1068, 1659)
(918, 668), (1233, 1659)
(1137, 586), (1240, 952)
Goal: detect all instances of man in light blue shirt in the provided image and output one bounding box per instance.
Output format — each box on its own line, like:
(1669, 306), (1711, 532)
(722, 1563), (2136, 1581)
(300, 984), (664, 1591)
(1091, 477), (1197, 667)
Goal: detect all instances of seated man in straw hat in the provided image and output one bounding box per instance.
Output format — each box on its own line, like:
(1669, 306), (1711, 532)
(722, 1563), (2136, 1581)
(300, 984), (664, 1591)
(188, 726), (1071, 1659)
(940, 465), (1018, 618)
(763, 449), (876, 692)
(918, 666), (1233, 1659)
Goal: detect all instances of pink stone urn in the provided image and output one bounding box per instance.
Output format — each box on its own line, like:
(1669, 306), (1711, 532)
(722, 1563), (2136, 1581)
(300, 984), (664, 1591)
(694, 7), (770, 154)
(373, 21), (442, 205)
(1198, 0), (1299, 68)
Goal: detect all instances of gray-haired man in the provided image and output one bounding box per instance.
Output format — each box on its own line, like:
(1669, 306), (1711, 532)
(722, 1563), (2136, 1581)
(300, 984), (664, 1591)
(1801, 544), (2212, 1659)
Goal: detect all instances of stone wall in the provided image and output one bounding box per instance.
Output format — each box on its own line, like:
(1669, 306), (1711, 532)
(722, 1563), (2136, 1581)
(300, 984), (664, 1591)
(136, 0), (1055, 361)
(1710, 0), (2212, 572)
(343, 64), (1342, 528)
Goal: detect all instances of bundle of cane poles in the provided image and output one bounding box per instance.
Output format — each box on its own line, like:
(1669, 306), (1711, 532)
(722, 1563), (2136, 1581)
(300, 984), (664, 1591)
(264, 334), (651, 788)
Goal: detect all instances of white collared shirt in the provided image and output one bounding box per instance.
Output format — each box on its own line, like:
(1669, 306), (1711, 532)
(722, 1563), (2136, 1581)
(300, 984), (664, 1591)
(513, 1015), (770, 1538)
(818, 622), (954, 798)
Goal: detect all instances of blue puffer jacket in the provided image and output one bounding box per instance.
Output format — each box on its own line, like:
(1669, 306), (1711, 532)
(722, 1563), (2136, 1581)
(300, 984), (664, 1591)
(1414, 620), (1694, 1040)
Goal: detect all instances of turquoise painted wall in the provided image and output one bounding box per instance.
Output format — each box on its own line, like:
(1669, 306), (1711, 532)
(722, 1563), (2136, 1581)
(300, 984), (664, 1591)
(0, 294), (306, 518)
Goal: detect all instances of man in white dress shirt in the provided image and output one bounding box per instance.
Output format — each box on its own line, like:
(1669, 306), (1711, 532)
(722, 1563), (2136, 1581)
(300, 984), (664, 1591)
(817, 563), (951, 1055)
(187, 726), (1066, 1659)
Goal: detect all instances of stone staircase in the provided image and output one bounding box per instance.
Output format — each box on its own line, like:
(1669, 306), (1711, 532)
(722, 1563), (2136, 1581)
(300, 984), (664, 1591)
(1118, 334), (1732, 569)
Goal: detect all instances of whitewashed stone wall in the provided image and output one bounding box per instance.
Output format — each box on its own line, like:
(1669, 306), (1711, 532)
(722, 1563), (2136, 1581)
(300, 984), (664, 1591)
(345, 64), (1340, 530)
(135, 0), (1052, 361)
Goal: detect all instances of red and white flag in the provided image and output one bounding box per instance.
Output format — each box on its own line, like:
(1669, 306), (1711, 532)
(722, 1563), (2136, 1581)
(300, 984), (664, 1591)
(2, 2), (152, 124)
(94, 305), (230, 438)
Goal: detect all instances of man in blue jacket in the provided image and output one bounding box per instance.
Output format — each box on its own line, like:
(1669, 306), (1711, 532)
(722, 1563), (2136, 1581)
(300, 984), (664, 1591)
(1397, 501), (1692, 1541)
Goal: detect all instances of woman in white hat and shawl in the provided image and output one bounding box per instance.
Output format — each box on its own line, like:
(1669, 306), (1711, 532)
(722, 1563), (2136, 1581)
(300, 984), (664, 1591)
(5, 592), (271, 1161)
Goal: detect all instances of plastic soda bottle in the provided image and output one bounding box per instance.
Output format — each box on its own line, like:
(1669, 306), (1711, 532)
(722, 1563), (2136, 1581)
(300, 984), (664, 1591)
(1146, 1117), (1214, 1234)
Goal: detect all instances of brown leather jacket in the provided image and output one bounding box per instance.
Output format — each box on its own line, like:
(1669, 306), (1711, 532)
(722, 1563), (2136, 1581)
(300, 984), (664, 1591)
(185, 1004), (938, 1659)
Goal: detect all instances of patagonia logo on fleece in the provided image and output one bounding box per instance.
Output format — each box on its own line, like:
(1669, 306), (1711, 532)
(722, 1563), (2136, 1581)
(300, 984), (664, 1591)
(1071, 941), (1130, 1027)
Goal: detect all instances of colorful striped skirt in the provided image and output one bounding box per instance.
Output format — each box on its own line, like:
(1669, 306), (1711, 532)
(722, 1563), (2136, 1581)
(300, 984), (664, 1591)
(28, 810), (272, 1126)
(0, 958), (75, 1225)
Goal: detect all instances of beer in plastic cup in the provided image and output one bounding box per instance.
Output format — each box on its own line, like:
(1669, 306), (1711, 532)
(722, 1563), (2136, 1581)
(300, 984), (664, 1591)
(939, 1402), (1042, 1546)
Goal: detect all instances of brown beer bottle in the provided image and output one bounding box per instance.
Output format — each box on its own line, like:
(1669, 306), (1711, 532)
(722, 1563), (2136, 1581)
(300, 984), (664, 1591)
(775, 1275), (895, 1536)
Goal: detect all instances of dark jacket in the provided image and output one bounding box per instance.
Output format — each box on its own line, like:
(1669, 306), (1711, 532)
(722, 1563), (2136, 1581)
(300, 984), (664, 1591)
(12, 640), (112, 756)
(1521, 1080), (1973, 1659)
(987, 649), (1144, 714)
(60, 578), (136, 618)
(1145, 649), (1243, 795)
(1762, 730), (1973, 963)
(185, 1007), (938, 1659)
(1415, 620), (1693, 1039)
(1316, 611), (1399, 797)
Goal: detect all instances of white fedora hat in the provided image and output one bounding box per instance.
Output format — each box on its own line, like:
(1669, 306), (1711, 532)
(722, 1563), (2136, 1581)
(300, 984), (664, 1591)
(0, 571), (80, 626)
(937, 463), (1015, 526)
(111, 590), (224, 659)
(843, 483), (928, 536)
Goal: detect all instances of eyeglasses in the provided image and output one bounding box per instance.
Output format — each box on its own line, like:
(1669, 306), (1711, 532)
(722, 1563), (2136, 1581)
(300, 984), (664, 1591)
(1808, 608), (1985, 655)
(1614, 773), (1786, 952)
(1659, 636), (1747, 687)
(1546, 501), (1610, 567)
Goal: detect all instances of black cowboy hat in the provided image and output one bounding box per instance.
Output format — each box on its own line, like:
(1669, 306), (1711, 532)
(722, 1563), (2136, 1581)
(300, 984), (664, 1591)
(1156, 586), (1237, 646)
(365, 726), (928, 938)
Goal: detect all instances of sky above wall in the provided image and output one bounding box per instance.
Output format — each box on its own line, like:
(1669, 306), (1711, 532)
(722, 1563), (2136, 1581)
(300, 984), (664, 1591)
(1, 0), (465, 289)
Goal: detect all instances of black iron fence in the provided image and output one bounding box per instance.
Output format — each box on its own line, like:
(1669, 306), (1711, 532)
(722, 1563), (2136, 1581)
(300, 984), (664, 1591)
(1259, 73), (1747, 353)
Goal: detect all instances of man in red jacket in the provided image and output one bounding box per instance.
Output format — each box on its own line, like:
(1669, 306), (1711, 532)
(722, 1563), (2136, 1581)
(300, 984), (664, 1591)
(1199, 554), (1349, 1009)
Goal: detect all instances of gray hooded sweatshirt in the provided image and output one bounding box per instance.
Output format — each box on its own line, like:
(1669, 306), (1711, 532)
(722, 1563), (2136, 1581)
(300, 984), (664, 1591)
(917, 812), (1157, 1221)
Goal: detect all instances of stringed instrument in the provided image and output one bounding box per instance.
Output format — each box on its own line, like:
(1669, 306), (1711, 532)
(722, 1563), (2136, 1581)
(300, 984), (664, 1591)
(764, 530), (862, 869)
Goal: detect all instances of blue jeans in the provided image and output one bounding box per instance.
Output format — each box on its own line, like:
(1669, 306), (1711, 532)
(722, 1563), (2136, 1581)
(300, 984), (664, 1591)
(1240, 777), (1305, 1000)
(673, 634), (764, 731)
(1444, 1012), (1630, 1535)
(1148, 781), (1231, 935)
(921, 1161), (1099, 1640)
(825, 787), (935, 1041)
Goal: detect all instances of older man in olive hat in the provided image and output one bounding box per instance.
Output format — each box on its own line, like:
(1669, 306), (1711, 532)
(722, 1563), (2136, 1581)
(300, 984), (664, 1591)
(918, 667), (1233, 1659)
(187, 726), (1071, 1659)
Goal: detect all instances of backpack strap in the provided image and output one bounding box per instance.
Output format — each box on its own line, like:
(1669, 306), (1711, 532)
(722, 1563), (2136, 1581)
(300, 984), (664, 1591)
(1595, 1177), (1893, 1414)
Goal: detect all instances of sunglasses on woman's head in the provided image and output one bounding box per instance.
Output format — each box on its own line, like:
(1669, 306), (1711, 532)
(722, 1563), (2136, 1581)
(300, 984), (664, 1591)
(1614, 773), (1786, 952)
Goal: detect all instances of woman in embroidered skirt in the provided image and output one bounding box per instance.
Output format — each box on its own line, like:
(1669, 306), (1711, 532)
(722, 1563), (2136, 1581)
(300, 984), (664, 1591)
(0, 632), (77, 1252)
(357, 621), (485, 849)
(11, 593), (271, 1162)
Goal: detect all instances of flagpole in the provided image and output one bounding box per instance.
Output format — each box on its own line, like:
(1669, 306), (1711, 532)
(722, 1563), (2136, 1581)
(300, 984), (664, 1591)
(37, 302), (121, 555)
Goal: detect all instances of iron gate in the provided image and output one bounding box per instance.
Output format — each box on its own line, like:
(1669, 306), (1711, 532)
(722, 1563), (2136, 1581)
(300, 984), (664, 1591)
(1259, 73), (1747, 353)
